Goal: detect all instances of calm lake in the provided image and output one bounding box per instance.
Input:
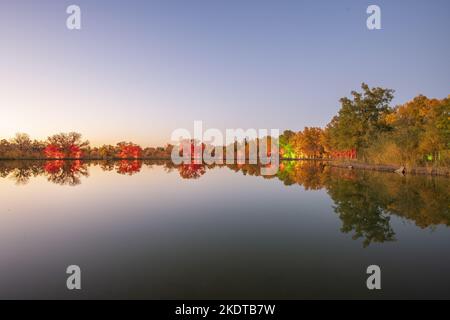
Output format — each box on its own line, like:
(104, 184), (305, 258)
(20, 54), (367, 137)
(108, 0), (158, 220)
(0, 160), (449, 299)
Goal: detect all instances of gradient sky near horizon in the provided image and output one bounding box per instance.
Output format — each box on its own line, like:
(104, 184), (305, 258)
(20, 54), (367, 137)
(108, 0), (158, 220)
(0, 0), (449, 146)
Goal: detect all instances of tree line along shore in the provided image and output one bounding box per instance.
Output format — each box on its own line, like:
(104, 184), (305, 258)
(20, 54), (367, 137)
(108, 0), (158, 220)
(1, 84), (448, 175)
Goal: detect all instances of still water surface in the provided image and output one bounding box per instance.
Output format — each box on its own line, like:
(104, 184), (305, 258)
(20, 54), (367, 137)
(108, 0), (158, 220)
(0, 160), (449, 299)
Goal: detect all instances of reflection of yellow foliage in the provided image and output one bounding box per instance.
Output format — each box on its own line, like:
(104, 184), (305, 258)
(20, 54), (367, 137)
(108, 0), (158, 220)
(383, 176), (450, 228)
(231, 161), (450, 246)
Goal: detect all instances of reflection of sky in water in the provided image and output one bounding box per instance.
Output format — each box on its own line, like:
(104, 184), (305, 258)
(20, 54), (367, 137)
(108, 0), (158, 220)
(0, 161), (449, 299)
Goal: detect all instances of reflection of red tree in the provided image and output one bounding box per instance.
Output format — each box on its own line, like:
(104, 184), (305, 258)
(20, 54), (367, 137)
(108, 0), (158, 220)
(44, 144), (83, 159)
(43, 160), (88, 186)
(70, 160), (82, 173)
(118, 145), (142, 159)
(117, 160), (142, 175)
(44, 160), (64, 173)
(178, 164), (206, 179)
(44, 160), (85, 174)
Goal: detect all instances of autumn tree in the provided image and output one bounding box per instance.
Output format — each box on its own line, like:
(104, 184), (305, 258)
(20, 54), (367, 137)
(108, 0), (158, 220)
(383, 95), (450, 165)
(418, 96), (449, 163)
(46, 132), (89, 158)
(116, 142), (142, 159)
(12, 133), (32, 156)
(279, 130), (296, 158)
(98, 144), (117, 159)
(325, 83), (394, 158)
(292, 127), (324, 158)
(0, 139), (11, 158)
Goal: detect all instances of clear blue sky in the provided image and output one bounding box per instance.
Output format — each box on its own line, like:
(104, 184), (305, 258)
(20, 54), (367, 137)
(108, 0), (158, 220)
(0, 0), (449, 146)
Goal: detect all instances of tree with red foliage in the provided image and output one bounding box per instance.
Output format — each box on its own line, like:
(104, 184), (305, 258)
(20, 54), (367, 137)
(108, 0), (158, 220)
(44, 145), (65, 159)
(45, 132), (88, 159)
(117, 142), (142, 159)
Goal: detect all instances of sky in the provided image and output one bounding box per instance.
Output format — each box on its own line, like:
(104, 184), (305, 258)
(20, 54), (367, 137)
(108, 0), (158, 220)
(0, 0), (449, 146)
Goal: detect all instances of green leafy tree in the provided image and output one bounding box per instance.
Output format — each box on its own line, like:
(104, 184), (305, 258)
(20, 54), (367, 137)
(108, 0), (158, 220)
(325, 83), (394, 158)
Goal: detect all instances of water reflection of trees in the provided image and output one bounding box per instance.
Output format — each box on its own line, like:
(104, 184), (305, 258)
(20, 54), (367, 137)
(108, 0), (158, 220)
(224, 161), (449, 246)
(0, 160), (448, 246)
(0, 160), (89, 186)
(277, 161), (326, 189)
(178, 164), (206, 179)
(116, 160), (142, 175)
(0, 161), (45, 185)
(44, 160), (89, 186)
(323, 170), (396, 247)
